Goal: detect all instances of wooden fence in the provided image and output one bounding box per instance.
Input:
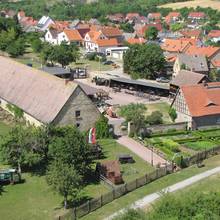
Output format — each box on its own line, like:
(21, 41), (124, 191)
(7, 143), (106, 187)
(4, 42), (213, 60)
(56, 164), (173, 220)
(56, 145), (220, 220)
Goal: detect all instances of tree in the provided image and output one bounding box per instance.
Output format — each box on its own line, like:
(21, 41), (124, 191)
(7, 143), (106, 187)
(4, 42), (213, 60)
(123, 43), (165, 79)
(0, 125), (41, 173)
(48, 126), (93, 177)
(119, 104), (147, 134)
(146, 111), (163, 125)
(120, 23), (134, 33)
(31, 38), (43, 53)
(6, 38), (25, 57)
(145, 26), (158, 40)
(47, 159), (82, 208)
(170, 23), (185, 32)
(169, 108), (177, 122)
(95, 115), (111, 139)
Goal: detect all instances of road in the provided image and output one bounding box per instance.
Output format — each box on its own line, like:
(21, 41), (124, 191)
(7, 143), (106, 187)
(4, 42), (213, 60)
(117, 136), (167, 166)
(105, 166), (220, 220)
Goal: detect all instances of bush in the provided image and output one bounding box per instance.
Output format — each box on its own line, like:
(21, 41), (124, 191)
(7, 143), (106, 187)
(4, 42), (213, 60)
(169, 108), (177, 122)
(146, 111), (163, 125)
(95, 115), (111, 139)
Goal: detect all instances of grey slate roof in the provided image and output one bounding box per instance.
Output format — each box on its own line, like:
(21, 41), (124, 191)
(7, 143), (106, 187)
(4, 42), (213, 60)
(0, 56), (78, 123)
(171, 70), (207, 87)
(177, 54), (208, 72)
(39, 66), (71, 75)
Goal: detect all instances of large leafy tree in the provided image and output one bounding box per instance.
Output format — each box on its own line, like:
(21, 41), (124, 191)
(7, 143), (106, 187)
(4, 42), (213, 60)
(47, 159), (82, 208)
(123, 43), (165, 79)
(48, 126), (93, 177)
(0, 126), (41, 173)
(145, 26), (158, 40)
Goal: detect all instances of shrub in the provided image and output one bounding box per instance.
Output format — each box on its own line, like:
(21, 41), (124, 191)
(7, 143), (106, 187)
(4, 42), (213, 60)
(146, 111), (163, 125)
(169, 108), (177, 122)
(95, 115), (111, 139)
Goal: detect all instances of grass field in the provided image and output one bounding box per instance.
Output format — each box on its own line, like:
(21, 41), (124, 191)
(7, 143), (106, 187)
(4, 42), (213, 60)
(97, 139), (154, 183)
(81, 154), (220, 220)
(0, 173), (63, 220)
(159, 0), (220, 10)
(145, 102), (172, 124)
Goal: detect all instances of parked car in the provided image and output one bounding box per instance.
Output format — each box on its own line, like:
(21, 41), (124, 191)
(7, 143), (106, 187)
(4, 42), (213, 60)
(156, 77), (170, 83)
(102, 60), (114, 65)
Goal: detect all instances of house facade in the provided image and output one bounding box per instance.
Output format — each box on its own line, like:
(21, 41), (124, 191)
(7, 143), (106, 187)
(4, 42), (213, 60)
(172, 82), (220, 129)
(45, 28), (59, 45)
(0, 57), (100, 130)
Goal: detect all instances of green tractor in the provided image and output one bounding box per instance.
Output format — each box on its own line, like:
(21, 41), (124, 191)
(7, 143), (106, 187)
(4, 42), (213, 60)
(0, 169), (21, 185)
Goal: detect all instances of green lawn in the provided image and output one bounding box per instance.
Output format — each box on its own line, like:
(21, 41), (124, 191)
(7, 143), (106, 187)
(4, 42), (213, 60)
(145, 102), (172, 123)
(0, 121), (11, 136)
(0, 173), (63, 220)
(97, 139), (154, 183)
(70, 58), (114, 72)
(81, 154), (220, 220)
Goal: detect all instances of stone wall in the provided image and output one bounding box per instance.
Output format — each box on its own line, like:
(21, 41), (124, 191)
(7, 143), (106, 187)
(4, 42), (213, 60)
(53, 86), (100, 131)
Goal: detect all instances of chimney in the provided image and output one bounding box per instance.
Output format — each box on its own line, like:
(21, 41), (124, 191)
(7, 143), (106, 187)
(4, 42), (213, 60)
(202, 80), (208, 88)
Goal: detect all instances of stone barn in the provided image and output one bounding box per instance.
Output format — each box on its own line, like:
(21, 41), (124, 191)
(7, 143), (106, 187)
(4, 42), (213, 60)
(0, 56), (100, 130)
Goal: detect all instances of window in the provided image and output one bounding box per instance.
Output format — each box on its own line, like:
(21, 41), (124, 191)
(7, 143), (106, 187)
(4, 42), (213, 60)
(75, 110), (81, 118)
(76, 123), (80, 128)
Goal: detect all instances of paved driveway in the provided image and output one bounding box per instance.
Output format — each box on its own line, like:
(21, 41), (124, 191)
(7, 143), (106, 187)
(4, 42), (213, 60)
(117, 136), (167, 166)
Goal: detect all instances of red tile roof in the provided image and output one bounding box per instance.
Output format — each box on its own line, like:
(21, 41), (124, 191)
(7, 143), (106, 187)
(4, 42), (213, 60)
(136, 23), (162, 37)
(165, 12), (181, 24)
(126, 13), (140, 20)
(127, 37), (146, 44)
(181, 82), (220, 117)
(188, 12), (206, 18)
(185, 46), (220, 58)
(161, 38), (193, 53)
(148, 13), (161, 19)
(181, 29), (202, 39)
(208, 30), (220, 38)
(96, 38), (118, 47)
(63, 29), (83, 41)
(50, 21), (70, 31)
(211, 59), (220, 68)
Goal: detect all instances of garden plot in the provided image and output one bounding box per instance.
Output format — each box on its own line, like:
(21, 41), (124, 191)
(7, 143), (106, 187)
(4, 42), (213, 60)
(146, 128), (220, 161)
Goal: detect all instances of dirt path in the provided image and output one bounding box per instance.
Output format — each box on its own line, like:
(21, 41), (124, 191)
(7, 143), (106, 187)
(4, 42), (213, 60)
(106, 166), (220, 220)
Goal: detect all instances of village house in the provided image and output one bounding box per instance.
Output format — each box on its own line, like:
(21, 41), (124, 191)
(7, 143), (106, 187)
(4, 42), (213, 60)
(147, 12), (161, 22)
(126, 37), (146, 45)
(37, 16), (55, 32)
(208, 30), (220, 43)
(125, 13), (140, 23)
(161, 38), (193, 54)
(58, 29), (83, 45)
(135, 23), (162, 38)
(173, 54), (209, 77)
(180, 29), (202, 39)
(172, 82), (220, 129)
(170, 69), (208, 95)
(0, 56), (100, 130)
(210, 59), (220, 71)
(187, 12), (206, 28)
(0, 9), (16, 18)
(185, 45), (220, 62)
(45, 28), (59, 45)
(165, 12), (181, 25)
(107, 13), (125, 23)
(84, 30), (119, 53)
